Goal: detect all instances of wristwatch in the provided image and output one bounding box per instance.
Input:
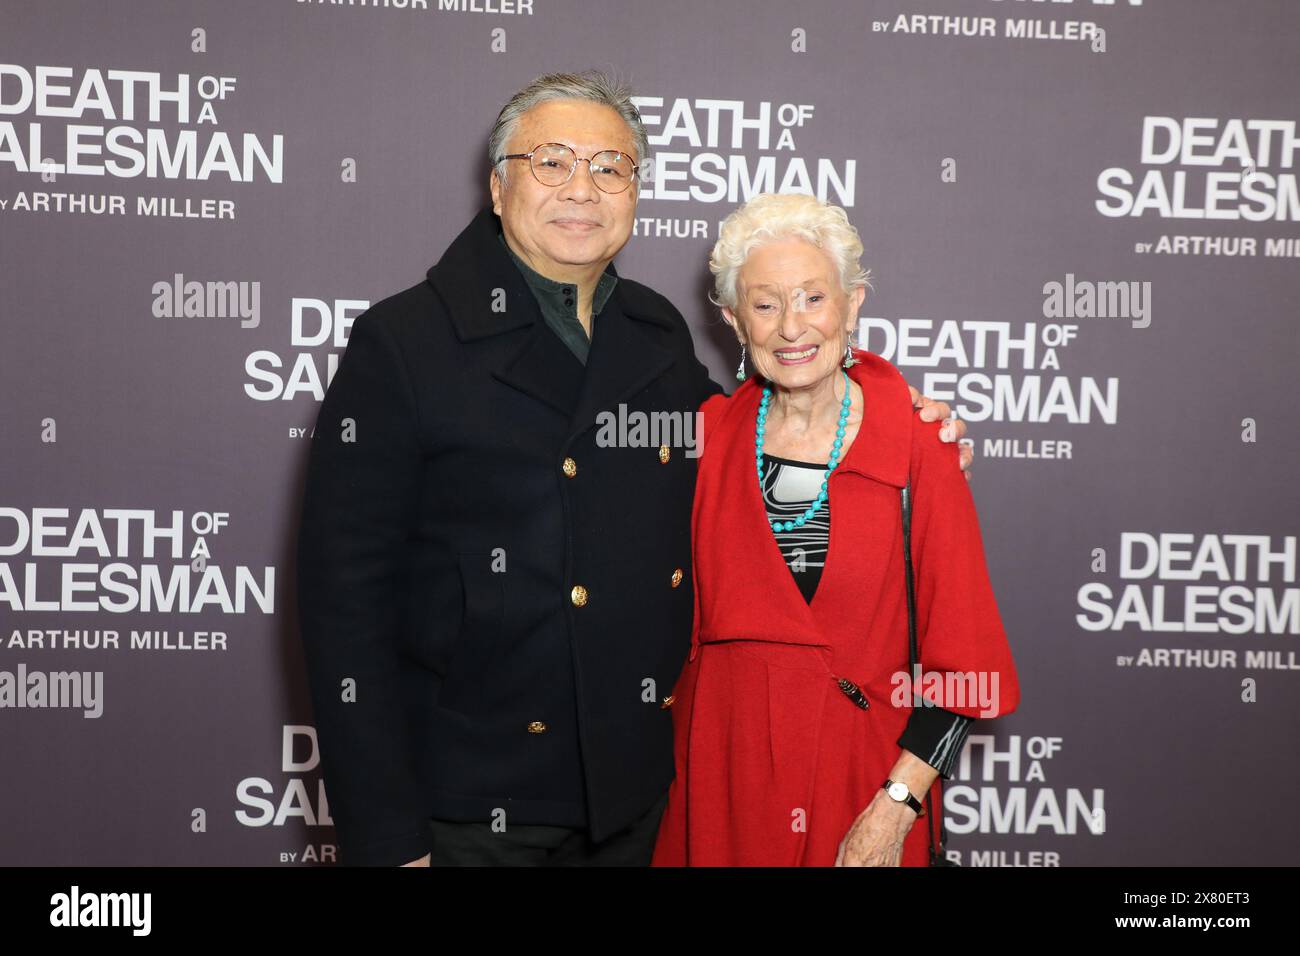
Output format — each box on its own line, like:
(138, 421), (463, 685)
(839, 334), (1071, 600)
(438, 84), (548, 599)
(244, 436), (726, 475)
(883, 778), (924, 816)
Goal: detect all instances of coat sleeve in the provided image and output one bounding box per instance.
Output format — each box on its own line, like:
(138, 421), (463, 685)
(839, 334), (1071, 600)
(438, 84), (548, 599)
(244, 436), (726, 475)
(684, 392), (728, 666)
(295, 308), (431, 866)
(905, 419), (1020, 722)
(897, 706), (975, 779)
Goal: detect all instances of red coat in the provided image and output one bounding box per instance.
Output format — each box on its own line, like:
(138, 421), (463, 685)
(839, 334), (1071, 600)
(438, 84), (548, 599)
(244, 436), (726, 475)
(651, 350), (1020, 867)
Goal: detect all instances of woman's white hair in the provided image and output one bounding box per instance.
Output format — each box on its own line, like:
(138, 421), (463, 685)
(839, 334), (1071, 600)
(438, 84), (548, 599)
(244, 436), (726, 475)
(709, 193), (872, 310)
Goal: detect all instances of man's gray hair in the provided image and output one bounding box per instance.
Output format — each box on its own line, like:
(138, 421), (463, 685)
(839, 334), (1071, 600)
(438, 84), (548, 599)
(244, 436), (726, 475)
(488, 70), (648, 185)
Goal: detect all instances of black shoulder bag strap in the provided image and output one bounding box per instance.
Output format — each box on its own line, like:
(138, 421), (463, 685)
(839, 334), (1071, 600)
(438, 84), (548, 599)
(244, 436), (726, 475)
(901, 478), (957, 867)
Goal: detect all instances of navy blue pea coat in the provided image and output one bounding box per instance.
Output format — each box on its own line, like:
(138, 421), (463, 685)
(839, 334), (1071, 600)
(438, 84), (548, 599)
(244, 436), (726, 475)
(296, 205), (721, 865)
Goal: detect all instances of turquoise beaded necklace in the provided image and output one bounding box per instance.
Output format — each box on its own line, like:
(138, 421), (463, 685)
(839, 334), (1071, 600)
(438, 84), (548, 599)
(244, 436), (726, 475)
(756, 369), (853, 534)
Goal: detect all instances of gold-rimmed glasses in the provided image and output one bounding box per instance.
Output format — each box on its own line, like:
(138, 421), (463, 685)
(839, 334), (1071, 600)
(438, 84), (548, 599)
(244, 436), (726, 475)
(497, 142), (640, 194)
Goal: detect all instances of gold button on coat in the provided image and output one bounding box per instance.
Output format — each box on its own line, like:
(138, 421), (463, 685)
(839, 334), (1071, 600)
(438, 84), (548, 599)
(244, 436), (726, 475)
(527, 721), (547, 734)
(561, 457), (577, 478)
(658, 444), (670, 463)
(660, 695), (676, 709)
(570, 585), (588, 607)
(670, 568), (684, 588)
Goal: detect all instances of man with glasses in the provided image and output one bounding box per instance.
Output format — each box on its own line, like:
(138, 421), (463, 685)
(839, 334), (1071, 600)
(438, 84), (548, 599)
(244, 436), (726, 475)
(295, 71), (969, 867)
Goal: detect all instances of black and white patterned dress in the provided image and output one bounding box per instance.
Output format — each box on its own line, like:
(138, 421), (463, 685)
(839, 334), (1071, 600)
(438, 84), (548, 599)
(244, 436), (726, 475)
(760, 454), (832, 603)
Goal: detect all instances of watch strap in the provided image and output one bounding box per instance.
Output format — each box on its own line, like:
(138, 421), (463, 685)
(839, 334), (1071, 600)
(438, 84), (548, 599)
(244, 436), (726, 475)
(884, 778), (925, 816)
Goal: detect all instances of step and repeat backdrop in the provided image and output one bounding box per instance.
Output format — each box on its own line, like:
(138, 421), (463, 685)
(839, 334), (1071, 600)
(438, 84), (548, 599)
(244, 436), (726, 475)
(1, 0), (1296, 866)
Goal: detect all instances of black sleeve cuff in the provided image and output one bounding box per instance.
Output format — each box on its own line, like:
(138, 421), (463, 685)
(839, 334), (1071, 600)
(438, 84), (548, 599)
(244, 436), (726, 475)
(896, 706), (976, 779)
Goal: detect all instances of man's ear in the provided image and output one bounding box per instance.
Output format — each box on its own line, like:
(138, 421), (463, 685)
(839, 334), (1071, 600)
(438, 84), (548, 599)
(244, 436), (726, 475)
(489, 168), (503, 216)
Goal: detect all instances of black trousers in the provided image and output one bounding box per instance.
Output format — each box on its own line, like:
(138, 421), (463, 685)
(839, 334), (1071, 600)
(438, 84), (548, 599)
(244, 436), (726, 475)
(427, 789), (669, 866)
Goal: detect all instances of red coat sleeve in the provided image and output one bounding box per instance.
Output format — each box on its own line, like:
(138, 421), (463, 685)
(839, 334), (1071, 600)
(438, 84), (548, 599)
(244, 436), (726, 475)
(906, 419), (1021, 721)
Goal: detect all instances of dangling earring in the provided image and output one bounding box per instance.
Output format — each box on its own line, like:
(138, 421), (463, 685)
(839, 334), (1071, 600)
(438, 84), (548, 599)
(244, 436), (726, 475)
(736, 344), (747, 382)
(842, 343), (859, 369)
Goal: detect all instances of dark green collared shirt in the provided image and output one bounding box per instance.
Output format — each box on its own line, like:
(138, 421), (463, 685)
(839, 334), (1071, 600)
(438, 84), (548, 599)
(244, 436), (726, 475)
(498, 232), (617, 366)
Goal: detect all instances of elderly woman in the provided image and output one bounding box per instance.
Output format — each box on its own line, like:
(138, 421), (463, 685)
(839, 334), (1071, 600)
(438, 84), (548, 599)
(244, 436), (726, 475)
(651, 193), (1020, 867)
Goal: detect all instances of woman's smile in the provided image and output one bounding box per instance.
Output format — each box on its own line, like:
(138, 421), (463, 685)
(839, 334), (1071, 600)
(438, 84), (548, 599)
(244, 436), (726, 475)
(772, 344), (820, 365)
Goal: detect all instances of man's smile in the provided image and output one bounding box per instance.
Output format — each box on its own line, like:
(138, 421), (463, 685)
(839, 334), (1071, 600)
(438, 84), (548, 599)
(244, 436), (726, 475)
(550, 217), (603, 232)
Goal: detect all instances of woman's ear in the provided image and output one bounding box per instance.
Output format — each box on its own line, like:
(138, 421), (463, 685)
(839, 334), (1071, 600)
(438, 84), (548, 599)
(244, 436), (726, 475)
(720, 306), (747, 345)
(843, 286), (866, 339)
(849, 285), (866, 315)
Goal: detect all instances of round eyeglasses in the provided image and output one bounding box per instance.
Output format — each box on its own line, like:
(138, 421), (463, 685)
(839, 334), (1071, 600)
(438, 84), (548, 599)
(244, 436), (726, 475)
(497, 142), (640, 194)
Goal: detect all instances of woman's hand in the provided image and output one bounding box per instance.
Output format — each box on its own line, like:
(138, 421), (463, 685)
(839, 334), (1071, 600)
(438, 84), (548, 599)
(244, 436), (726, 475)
(834, 790), (917, 866)
(836, 750), (938, 866)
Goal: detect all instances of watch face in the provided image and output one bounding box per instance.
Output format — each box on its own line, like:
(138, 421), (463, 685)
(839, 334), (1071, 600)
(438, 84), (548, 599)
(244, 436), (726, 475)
(888, 782), (908, 801)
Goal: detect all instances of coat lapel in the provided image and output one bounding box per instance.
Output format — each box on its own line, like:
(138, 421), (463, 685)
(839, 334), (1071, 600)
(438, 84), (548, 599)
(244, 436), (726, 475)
(802, 353), (913, 635)
(714, 380), (826, 644)
(834, 352), (912, 488)
(494, 322), (586, 417)
(565, 281), (677, 443)
(425, 206), (584, 418)
(424, 206), (681, 435)
(721, 353), (913, 643)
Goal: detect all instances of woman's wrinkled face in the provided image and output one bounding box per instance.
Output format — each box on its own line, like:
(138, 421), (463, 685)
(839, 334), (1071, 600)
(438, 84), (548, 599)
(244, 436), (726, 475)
(722, 237), (865, 393)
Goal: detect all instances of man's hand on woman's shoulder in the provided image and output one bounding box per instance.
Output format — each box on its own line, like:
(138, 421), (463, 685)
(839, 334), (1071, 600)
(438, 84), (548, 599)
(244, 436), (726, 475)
(908, 385), (973, 480)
